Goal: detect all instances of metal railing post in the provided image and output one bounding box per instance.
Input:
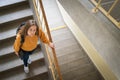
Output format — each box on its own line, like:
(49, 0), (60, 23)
(92, 0), (102, 13)
(107, 0), (118, 15)
(91, 0), (120, 29)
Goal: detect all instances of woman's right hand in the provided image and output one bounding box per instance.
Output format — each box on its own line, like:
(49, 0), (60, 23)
(48, 42), (55, 49)
(15, 52), (19, 57)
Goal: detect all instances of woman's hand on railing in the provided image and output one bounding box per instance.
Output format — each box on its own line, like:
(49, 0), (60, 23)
(48, 42), (55, 48)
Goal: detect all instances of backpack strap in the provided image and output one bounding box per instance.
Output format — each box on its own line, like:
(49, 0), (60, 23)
(16, 22), (26, 34)
(19, 35), (24, 48)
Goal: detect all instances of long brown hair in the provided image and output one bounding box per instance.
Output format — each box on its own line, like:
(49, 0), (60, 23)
(20, 20), (39, 38)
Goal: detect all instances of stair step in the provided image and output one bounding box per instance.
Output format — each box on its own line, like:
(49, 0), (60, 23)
(58, 49), (88, 64)
(64, 71), (102, 80)
(0, 49), (43, 72)
(62, 63), (98, 80)
(60, 56), (91, 73)
(0, 4), (33, 24)
(0, 16), (33, 40)
(25, 72), (49, 80)
(56, 40), (86, 57)
(52, 28), (72, 42)
(0, 37), (17, 56)
(77, 71), (104, 80)
(0, 59), (48, 80)
(57, 44), (86, 57)
(55, 37), (79, 49)
(0, 0), (26, 8)
(0, 35), (41, 56)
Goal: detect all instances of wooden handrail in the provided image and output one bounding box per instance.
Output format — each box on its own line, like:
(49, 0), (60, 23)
(39, 0), (63, 80)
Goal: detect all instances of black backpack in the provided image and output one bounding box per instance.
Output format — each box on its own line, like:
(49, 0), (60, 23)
(16, 22), (26, 43)
(16, 22), (26, 34)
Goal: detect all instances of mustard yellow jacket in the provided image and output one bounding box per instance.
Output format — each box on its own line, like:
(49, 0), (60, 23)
(14, 29), (50, 53)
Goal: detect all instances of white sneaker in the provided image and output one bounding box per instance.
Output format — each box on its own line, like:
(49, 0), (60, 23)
(24, 66), (29, 73)
(28, 57), (32, 64)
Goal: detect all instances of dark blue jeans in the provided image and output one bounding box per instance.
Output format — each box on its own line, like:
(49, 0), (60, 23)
(20, 49), (35, 67)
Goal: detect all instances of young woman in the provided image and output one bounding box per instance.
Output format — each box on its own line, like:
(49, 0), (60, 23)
(14, 20), (54, 73)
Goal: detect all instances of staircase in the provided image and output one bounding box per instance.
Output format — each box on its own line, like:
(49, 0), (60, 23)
(51, 27), (104, 80)
(0, 0), (109, 80)
(0, 0), (49, 80)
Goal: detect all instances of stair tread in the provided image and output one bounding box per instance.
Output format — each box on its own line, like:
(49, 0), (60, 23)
(0, 37), (41, 57)
(0, 29), (16, 40)
(0, 16), (33, 40)
(60, 57), (91, 73)
(57, 44), (85, 57)
(0, 7), (32, 24)
(0, 0), (25, 7)
(0, 50), (44, 72)
(0, 59), (48, 80)
(77, 71), (104, 80)
(58, 52), (88, 65)
(0, 37), (17, 56)
(62, 63), (99, 80)
(26, 72), (49, 80)
(63, 70), (101, 80)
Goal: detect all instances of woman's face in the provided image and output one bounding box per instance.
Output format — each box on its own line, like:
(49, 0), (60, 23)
(27, 25), (37, 36)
